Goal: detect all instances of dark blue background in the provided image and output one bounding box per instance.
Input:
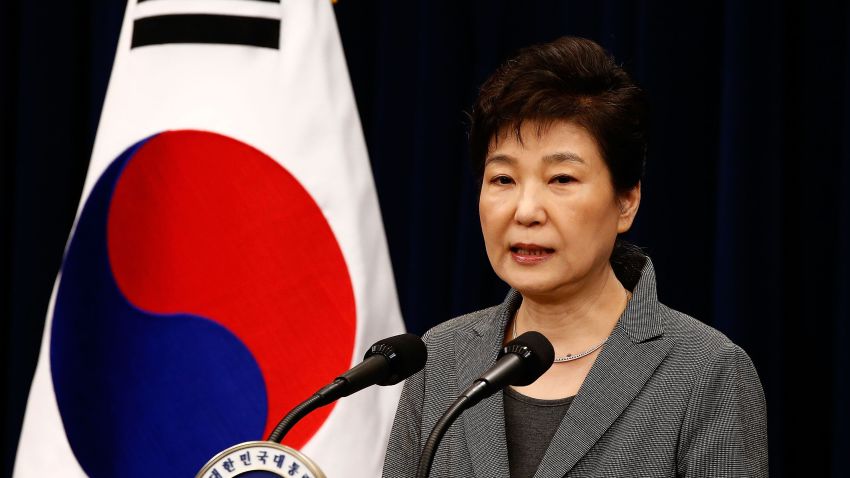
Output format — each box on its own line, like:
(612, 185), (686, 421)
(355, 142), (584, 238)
(2, 1), (849, 477)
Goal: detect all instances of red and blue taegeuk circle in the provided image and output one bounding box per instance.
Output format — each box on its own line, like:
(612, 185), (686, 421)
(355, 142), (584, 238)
(50, 130), (356, 477)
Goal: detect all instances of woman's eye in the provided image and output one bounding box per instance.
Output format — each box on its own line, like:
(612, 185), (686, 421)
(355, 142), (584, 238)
(491, 175), (514, 185)
(551, 175), (574, 184)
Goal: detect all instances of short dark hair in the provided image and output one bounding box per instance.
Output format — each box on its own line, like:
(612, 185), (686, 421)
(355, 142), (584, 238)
(468, 36), (647, 195)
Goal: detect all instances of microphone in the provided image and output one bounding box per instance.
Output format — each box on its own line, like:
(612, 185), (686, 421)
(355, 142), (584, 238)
(267, 333), (426, 443)
(416, 331), (554, 478)
(458, 330), (554, 408)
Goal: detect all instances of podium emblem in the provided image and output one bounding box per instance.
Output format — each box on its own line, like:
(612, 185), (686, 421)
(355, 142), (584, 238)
(196, 441), (325, 478)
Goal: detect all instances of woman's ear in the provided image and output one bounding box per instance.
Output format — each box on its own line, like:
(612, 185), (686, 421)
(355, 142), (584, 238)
(616, 182), (641, 233)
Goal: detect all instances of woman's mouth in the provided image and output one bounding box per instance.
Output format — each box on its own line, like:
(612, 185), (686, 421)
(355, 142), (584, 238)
(510, 244), (555, 264)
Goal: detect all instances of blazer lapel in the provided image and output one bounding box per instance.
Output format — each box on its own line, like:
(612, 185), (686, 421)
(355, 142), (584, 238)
(534, 259), (674, 478)
(532, 329), (673, 478)
(455, 292), (520, 478)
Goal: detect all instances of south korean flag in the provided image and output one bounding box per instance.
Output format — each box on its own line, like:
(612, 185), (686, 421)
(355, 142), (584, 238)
(14, 1), (404, 477)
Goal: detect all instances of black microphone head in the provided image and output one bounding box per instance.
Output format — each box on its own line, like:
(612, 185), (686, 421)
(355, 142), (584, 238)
(364, 333), (427, 386)
(500, 331), (554, 386)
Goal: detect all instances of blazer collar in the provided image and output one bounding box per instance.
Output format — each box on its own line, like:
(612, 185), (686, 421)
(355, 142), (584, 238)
(455, 256), (673, 478)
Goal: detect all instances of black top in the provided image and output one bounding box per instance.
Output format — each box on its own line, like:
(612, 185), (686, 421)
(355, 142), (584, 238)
(504, 387), (574, 478)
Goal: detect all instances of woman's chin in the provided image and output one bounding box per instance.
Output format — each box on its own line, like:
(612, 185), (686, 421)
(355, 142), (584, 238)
(501, 266), (591, 301)
(506, 277), (567, 299)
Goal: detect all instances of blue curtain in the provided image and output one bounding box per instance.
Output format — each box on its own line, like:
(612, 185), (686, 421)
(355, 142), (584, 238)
(3, 1), (848, 476)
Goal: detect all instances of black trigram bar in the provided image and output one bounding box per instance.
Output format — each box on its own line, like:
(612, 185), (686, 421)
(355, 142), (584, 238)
(131, 14), (280, 49)
(136, 0), (279, 2)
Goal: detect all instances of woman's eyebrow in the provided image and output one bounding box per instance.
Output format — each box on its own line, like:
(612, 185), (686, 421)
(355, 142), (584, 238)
(543, 152), (585, 165)
(484, 152), (585, 168)
(484, 154), (516, 167)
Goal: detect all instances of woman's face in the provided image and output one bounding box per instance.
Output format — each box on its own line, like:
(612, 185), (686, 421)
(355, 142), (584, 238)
(478, 120), (640, 299)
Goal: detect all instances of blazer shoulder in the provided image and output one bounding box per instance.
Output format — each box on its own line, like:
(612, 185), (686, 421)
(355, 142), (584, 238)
(660, 304), (757, 372)
(422, 304), (501, 344)
(663, 305), (730, 343)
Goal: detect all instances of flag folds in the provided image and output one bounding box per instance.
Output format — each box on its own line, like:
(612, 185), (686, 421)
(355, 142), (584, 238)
(14, 1), (403, 477)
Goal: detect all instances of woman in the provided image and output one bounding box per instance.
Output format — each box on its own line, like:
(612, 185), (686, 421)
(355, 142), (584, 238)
(383, 36), (767, 478)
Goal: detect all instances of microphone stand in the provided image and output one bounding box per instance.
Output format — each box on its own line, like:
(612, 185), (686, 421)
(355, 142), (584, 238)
(267, 333), (426, 443)
(415, 382), (487, 478)
(267, 379), (347, 443)
(266, 395), (324, 443)
(414, 333), (553, 478)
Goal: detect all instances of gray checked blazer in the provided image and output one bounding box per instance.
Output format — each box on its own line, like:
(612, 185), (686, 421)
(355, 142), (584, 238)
(383, 256), (768, 477)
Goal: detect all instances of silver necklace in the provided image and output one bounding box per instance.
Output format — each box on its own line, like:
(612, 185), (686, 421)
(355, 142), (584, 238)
(512, 289), (630, 363)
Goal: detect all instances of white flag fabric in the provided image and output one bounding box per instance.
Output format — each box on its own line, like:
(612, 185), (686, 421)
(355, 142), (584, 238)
(14, 1), (404, 477)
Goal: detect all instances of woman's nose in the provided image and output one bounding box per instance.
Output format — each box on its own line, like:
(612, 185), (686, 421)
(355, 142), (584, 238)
(513, 185), (546, 226)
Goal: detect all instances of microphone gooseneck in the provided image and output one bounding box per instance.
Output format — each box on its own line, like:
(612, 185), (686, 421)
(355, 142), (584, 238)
(415, 331), (554, 478)
(267, 333), (426, 443)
